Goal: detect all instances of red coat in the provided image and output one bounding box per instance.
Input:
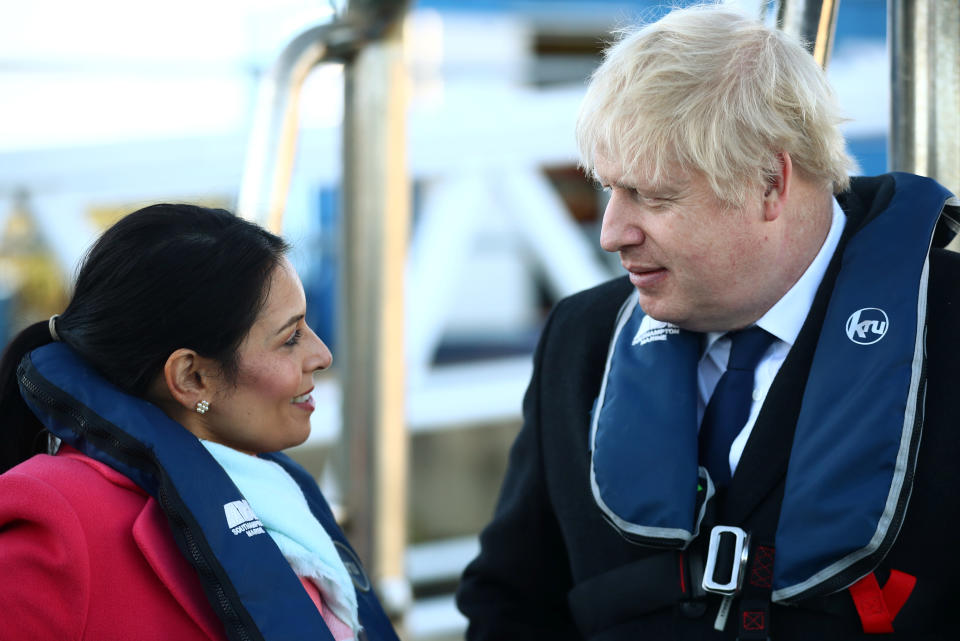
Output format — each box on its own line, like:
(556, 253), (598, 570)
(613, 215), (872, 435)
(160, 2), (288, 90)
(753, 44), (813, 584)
(0, 446), (227, 640)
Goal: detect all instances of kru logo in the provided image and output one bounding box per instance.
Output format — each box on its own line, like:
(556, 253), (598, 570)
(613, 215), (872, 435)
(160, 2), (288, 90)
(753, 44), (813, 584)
(846, 308), (889, 345)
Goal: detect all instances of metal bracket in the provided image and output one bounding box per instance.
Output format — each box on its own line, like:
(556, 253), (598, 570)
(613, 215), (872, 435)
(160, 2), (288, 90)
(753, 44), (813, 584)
(702, 526), (750, 596)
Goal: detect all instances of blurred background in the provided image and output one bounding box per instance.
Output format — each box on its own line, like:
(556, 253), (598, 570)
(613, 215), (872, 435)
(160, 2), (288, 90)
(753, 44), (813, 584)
(0, 0), (948, 639)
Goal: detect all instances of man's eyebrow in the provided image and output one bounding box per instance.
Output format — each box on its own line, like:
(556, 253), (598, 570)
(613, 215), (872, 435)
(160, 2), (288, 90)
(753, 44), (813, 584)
(592, 169), (684, 196)
(274, 314), (305, 335)
(608, 179), (675, 195)
(628, 180), (685, 197)
(593, 175), (628, 189)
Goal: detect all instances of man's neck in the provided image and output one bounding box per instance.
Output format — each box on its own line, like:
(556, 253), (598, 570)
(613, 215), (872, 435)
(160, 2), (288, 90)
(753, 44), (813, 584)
(753, 195), (846, 346)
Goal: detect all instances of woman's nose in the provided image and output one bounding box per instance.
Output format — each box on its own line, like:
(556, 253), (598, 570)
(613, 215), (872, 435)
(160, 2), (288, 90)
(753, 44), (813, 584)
(306, 328), (333, 372)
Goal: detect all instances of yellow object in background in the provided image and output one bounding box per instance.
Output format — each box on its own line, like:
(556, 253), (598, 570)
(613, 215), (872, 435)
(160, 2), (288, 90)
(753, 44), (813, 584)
(0, 193), (69, 337)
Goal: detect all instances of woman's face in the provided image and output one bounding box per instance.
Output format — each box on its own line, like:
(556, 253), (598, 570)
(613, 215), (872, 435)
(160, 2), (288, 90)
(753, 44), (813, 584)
(199, 258), (332, 453)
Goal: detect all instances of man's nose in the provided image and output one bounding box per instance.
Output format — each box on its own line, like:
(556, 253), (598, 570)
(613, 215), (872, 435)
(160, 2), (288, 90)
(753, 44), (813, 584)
(599, 195), (644, 253)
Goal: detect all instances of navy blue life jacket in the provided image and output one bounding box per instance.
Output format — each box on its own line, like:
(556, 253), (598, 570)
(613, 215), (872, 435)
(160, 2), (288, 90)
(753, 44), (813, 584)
(18, 342), (400, 641)
(589, 172), (959, 603)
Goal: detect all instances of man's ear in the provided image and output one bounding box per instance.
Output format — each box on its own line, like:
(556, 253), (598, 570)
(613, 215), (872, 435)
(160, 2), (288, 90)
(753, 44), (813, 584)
(161, 348), (218, 412)
(763, 151), (793, 222)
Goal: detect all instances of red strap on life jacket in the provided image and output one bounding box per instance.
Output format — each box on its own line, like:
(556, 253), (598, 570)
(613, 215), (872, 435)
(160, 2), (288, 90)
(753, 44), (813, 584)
(849, 570), (917, 634)
(881, 570), (916, 617)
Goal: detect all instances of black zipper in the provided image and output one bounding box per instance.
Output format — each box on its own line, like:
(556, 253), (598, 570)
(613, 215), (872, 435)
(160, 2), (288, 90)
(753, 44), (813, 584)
(158, 482), (253, 641)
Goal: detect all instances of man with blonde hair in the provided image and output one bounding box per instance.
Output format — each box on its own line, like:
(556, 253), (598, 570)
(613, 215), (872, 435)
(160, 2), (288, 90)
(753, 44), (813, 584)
(458, 4), (960, 640)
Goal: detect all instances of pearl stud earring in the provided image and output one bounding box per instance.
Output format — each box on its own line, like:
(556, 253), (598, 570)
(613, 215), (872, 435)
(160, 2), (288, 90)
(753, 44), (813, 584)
(196, 400), (210, 415)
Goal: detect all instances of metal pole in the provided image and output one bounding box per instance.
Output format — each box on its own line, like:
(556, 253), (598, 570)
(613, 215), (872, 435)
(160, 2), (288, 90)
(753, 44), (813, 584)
(340, 16), (411, 619)
(236, 2), (410, 231)
(234, 0), (412, 618)
(776, 0), (841, 68)
(236, 22), (345, 230)
(889, 0), (960, 197)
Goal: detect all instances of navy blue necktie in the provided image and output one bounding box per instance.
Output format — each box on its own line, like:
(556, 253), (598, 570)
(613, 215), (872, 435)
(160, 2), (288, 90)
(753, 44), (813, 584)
(699, 327), (776, 487)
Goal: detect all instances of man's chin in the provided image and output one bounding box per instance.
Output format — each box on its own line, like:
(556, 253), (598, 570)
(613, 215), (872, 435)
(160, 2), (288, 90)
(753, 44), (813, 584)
(636, 298), (683, 327)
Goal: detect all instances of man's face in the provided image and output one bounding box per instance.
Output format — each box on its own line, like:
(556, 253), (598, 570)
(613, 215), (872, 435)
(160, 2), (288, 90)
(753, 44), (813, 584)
(595, 154), (778, 332)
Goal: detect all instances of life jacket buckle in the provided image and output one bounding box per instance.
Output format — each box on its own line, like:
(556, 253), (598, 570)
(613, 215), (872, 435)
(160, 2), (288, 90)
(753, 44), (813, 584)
(702, 526), (750, 596)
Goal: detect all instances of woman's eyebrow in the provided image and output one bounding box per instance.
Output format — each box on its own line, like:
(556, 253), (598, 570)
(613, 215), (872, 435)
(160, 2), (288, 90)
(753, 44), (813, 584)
(274, 314), (305, 336)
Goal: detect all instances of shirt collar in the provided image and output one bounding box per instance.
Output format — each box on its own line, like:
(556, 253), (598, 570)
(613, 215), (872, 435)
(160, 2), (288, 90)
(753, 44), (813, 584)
(706, 197), (847, 349)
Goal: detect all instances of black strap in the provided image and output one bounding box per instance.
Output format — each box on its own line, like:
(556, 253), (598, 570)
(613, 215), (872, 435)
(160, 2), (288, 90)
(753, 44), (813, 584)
(737, 541), (775, 640)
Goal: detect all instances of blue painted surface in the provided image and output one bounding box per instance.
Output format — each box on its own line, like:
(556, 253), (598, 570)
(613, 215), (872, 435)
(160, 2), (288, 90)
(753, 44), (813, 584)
(305, 187), (340, 350)
(848, 136), (888, 178)
(0, 294), (9, 346)
(416, 0), (886, 39)
(415, 0), (700, 22)
(414, 0), (887, 52)
(835, 0), (887, 43)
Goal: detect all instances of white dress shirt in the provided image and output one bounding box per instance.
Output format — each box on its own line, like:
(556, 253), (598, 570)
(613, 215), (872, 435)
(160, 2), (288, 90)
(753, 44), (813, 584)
(697, 198), (847, 477)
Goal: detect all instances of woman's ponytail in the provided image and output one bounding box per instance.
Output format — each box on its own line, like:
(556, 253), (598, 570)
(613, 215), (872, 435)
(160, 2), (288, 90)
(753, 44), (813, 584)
(0, 320), (55, 473)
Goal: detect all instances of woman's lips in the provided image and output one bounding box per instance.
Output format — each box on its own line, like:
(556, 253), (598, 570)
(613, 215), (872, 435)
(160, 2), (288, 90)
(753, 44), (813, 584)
(291, 390), (315, 412)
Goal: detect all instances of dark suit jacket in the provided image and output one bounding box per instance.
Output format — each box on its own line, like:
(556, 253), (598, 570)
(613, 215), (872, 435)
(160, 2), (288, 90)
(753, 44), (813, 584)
(457, 175), (960, 640)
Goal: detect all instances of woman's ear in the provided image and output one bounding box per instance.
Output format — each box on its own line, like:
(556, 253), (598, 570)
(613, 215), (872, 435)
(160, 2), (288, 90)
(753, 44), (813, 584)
(161, 348), (218, 412)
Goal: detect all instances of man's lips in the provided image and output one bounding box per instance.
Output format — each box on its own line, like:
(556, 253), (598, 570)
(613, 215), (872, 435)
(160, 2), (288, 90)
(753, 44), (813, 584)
(624, 264), (667, 287)
(623, 262), (662, 274)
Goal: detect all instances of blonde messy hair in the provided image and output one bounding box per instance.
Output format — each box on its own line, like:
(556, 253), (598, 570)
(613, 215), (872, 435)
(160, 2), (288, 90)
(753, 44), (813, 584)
(576, 4), (855, 206)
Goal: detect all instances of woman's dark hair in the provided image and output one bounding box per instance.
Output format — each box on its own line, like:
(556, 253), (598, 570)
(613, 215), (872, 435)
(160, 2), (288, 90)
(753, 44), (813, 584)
(0, 203), (289, 473)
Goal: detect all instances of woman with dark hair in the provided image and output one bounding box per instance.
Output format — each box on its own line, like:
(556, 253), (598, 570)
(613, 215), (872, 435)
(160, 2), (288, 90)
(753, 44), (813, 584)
(0, 204), (398, 641)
